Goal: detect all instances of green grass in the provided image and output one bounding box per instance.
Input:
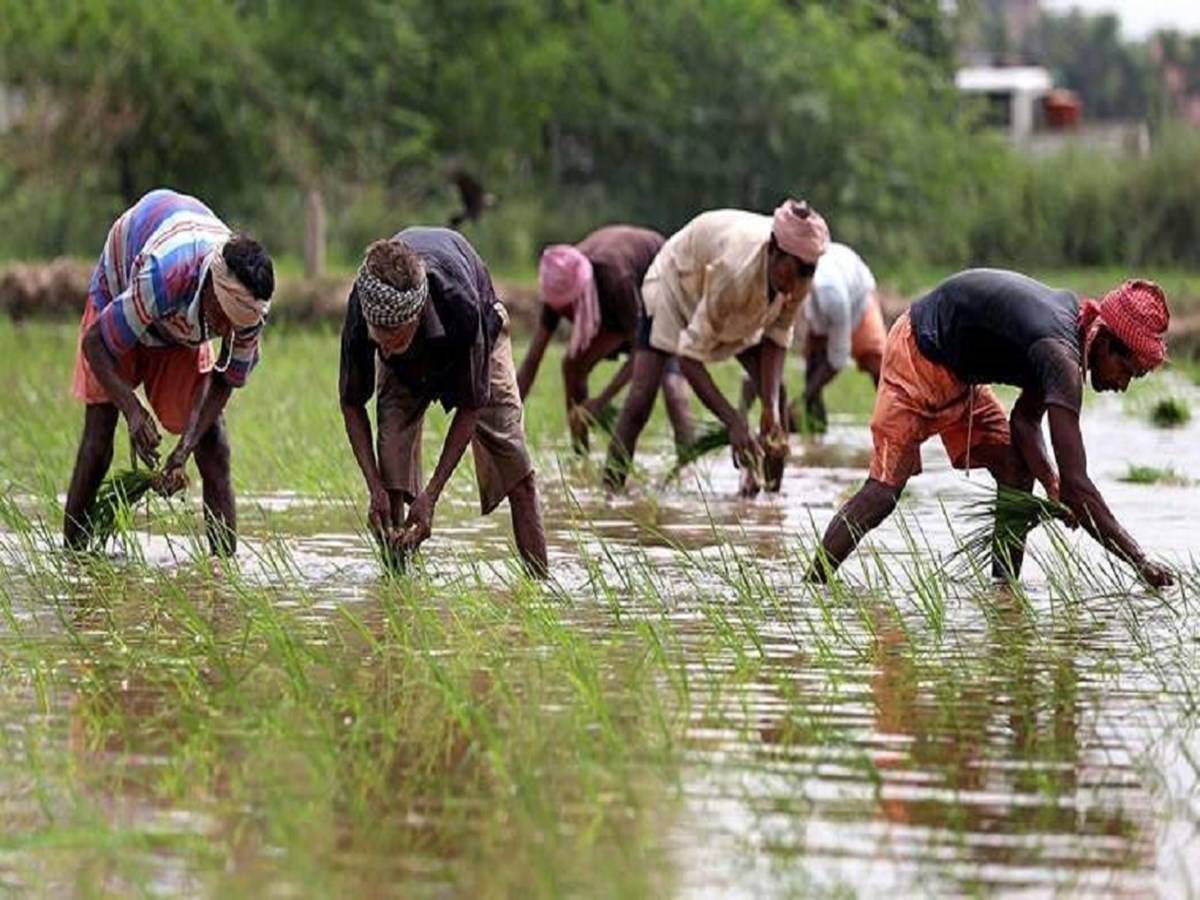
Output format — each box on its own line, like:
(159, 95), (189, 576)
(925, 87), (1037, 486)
(0, 318), (1198, 896)
(1120, 464), (1192, 486)
(1148, 396), (1192, 428)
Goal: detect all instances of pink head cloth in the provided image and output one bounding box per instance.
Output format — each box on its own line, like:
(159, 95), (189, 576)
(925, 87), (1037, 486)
(1079, 279), (1169, 373)
(538, 244), (600, 358)
(771, 199), (829, 264)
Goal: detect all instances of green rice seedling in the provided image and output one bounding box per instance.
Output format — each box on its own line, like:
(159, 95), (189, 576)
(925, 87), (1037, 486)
(1120, 464), (1192, 486)
(950, 484), (1072, 576)
(666, 420), (730, 483)
(1149, 396), (1191, 428)
(82, 467), (160, 551)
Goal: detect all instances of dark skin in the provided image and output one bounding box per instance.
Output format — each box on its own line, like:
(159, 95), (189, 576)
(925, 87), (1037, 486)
(802, 332), (881, 427)
(604, 240), (808, 493)
(63, 279), (241, 555)
(342, 308), (549, 578)
(517, 321), (694, 453)
(807, 327), (1174, 588)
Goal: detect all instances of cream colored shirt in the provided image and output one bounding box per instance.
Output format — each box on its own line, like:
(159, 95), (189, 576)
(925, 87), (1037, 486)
(642, 209), (801, 362)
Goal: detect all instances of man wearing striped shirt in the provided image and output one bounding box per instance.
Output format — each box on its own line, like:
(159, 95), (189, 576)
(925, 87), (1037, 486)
(65, 188), (275, 555)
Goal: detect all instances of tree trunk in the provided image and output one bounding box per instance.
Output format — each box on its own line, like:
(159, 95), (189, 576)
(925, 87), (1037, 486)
(304, 186), (326, 278)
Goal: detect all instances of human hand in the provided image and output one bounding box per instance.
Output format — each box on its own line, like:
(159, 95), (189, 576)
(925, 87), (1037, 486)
(728, 417), (762, 471)
(399, 491), (435, 551)
(568, 403), (591, 453)
(156, 462), (190, 498)
(1138, 558), (1175, 590)
(367, 485), (393, 543)
(126, 403), (162, 468)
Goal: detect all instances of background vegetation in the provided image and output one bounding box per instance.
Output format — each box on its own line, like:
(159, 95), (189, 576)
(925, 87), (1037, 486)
(2, 0), (1200, 278)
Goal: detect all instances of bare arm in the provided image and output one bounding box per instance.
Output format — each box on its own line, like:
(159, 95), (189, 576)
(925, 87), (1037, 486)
(1009, 390), (1057, 495)
(679, 357), (759, 464)
(1048, 406), (1172, 585)
(165, 373), (233, 472)
(803, 353), (838, 406)
(82, 324), (161, 467)
(401, 406), (481, 550)
(341, 401), (394, 539)
(516, 322), (555, 399)
(424, 407), (480, 503)
(591, 358), (634, 409)
(758, 339), (787, 434)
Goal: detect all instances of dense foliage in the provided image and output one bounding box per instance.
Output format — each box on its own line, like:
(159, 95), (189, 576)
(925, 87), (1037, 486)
(1, 0), (1198, 272)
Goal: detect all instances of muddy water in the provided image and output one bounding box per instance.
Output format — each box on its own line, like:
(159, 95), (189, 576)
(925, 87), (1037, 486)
(2, 387), (1199, 895)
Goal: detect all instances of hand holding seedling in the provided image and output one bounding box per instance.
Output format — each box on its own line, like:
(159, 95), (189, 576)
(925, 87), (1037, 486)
(127, 403), (162, 468)
(367, 485), (392, 543)
(155, 465), (189, 498)
(728, 416), (762, 471)
(399, 491), (435, 551)
(1138, 558), (1174, 589)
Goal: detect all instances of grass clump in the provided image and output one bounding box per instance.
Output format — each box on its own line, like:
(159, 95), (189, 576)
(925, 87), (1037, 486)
(1120, 464), (1192, 486)
(1149, 396), (1191, 428)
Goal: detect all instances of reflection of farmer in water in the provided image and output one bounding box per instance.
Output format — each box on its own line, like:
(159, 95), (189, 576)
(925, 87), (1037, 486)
(808, 271), (1174, 587)
(338, 228), (548, 576)
(64, 189), (275, 556)
(516, 226), (694, 453)
(603, 200), (829, 496)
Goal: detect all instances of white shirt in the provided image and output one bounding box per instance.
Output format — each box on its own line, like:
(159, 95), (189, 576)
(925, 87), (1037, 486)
(804, 242), (876, 370)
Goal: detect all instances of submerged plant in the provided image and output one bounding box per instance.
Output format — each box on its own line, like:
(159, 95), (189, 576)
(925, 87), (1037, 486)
(1120, 464), (1192, 486)
(1149, 396), (1191, 428)
(82, 468), (159, 551)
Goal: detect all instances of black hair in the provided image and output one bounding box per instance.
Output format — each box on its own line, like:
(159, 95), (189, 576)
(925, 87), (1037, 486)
(223, 234), (275, 300)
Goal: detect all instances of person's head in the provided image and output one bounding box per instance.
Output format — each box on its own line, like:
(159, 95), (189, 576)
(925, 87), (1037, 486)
(768, 198), (828, 298)
(355, 238), (428, 357)
(1082, 279), (1169, 393)
(538, 244), (592, 313)
(202, 235), (274, 337)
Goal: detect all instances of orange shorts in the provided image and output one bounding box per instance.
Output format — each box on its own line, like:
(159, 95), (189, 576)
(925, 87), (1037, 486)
(868, 312), (1011, 486)
(851, 291), (887, 368)
(71, 300), (212, 435)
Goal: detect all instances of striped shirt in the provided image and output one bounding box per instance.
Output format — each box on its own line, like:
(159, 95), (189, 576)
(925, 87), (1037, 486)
(88, 189), (262, 387)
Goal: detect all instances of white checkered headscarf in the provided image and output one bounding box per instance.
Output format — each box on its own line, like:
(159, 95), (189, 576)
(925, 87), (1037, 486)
(355, 262), (429, 328)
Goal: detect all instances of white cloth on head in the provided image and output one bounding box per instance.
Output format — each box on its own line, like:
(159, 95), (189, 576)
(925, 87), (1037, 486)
(804, 242), (876, 370)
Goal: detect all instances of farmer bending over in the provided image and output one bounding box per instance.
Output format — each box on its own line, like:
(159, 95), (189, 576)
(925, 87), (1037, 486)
(807, 270), (1174, 587)
(339, 229), (548, 577)
(65, 188), (274, 555)
(741, 240), (885, 430)
(517, 225), (693, 453)
(604, 200), (829, 495)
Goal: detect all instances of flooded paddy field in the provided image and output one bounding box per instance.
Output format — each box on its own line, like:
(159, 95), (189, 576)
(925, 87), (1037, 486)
(1, 322), (1199, 896)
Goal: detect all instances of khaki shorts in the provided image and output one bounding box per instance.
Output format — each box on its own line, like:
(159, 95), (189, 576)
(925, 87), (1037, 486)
(376, 307), (534, 515)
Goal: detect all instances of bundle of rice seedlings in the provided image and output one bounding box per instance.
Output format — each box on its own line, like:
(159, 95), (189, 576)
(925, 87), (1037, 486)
(83, 468), (160, 551)
(1149, 396), (1191, 428)
(951, 484), (1071, 573)
(665, 421), (730, 483)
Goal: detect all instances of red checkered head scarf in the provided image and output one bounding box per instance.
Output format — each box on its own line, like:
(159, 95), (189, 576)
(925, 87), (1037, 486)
(1079, 279), (1169, 374)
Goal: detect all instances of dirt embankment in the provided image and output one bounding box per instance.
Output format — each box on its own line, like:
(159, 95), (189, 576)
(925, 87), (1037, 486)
(0, 258), (544, 330)
(4, 259), (1199, 355)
